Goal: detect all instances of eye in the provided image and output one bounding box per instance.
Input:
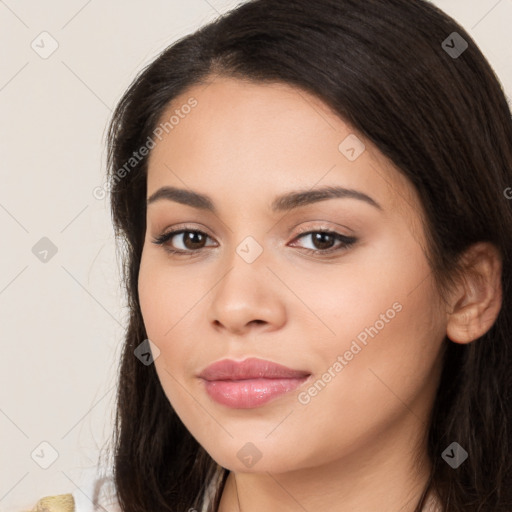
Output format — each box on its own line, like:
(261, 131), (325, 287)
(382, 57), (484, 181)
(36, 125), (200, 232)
(151, 229), (217, 254)
(289, 230), (357, 254)
(151, 227), (357, 257)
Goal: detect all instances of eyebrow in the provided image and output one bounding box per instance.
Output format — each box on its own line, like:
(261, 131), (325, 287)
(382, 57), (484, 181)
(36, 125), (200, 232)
(146, 185), (382, 212)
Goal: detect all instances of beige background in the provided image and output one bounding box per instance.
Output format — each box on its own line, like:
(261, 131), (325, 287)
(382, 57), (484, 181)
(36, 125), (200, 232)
(0, 0), (511, 510)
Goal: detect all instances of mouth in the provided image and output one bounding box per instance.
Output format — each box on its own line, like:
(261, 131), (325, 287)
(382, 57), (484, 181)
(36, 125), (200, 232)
(198, 357), (312, 409)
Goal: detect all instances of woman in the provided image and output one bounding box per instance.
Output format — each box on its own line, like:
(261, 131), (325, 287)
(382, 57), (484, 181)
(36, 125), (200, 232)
(29, 0), (512, 510)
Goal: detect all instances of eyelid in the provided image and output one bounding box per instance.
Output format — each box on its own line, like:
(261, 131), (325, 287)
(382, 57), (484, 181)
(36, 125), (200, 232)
(290, 220), (355, 236)
(152, 222), (215, 240)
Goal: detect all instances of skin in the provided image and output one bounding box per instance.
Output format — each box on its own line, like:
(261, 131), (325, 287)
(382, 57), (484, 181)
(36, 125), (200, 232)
(138, 76), (502, 511)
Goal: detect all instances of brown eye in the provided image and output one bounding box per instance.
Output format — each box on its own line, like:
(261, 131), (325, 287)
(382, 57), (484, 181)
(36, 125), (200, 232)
(309, 232), (336, 250)
(290, 230), (357, 254)
(152, 229), (216, 254)
(180, 231), (207, 250)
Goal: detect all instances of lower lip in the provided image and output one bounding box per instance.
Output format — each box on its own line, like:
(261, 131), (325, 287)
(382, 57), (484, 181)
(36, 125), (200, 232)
(202, 377), (309, 408)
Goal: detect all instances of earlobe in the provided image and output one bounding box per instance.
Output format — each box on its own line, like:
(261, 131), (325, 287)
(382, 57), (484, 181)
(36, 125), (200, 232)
(446, 242), (503, 345)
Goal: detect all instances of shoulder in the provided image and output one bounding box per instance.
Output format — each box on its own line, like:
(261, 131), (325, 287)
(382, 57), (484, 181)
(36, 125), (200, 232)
(28, 474), (121, 512)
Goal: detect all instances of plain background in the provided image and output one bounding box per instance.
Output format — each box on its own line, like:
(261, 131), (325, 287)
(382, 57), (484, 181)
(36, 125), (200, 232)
(0, 0), (511, 510)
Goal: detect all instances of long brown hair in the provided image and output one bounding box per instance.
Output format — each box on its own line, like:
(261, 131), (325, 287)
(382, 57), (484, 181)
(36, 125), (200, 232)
(105, 1), (512, 510)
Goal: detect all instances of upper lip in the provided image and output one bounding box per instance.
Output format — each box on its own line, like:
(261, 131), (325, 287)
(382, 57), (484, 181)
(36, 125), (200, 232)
(198, 357), (311, 381)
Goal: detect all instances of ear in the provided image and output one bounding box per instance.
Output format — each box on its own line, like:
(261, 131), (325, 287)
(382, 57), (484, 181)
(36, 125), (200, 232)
(446, 242), (503, 344)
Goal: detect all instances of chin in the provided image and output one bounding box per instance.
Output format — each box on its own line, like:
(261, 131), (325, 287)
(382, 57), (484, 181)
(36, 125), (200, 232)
(202, 438), (308, 475)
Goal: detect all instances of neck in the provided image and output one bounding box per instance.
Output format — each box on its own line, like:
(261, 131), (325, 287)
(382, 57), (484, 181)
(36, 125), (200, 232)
(218, 417), (434, 512)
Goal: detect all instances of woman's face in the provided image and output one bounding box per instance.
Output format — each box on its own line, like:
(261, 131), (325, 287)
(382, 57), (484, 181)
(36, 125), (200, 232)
(138, 76), (447, 473)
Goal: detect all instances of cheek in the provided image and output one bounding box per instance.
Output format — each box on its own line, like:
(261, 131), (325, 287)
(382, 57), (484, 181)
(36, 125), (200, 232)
(138, 250), (200, 339)
(299, 250), (443, 438)
(287, 302), (443, 470)
(137, 256), (197, 414)
(296, 236), (443, 402)
(138, 251), (208, 387)
(285, 232), (435, 357)
(138, 256), (167, 339)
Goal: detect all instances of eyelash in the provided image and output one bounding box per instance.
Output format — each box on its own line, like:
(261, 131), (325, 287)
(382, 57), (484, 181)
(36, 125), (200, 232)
(151, 226), (357, 257)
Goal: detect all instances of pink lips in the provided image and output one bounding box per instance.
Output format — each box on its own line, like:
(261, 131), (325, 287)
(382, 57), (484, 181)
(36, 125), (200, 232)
(198, 357), (311, 409)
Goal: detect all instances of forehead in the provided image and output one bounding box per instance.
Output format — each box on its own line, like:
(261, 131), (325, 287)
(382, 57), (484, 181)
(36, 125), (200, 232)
(146, 76), (422, 225)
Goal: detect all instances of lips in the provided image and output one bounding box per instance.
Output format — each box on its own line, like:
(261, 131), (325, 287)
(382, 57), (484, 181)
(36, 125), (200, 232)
(198, 357), (311, 409)
(198, 357), (311, 381)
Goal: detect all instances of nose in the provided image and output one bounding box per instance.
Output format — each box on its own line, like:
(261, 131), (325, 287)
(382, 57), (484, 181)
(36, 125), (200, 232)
(207, 246), (287, 337)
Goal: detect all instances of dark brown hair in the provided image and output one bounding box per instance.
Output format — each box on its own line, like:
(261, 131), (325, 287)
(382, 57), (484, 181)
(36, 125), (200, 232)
(105, 0), (512, 510)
